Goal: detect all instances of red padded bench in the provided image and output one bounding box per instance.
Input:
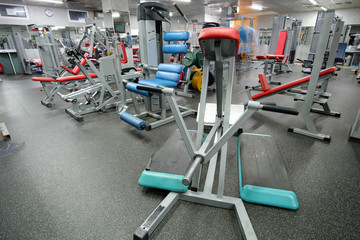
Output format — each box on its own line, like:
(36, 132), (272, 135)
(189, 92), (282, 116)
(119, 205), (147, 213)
(32, 73), (97, 83)
(256, 30), (287, 61)
(252, 67), (337, 100)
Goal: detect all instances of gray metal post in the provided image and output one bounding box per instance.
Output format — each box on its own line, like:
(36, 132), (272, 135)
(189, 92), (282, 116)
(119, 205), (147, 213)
(291, 11), (335, 141)
(326, 20), (344, 68)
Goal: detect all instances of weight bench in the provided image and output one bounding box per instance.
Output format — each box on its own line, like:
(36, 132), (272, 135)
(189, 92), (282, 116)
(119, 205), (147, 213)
(252, 66), (337, 100)
(32, 72), (98, 107)
(252, 30), (290, 87)
(250, 64), (340, 141)
(32, 53), (95, 107)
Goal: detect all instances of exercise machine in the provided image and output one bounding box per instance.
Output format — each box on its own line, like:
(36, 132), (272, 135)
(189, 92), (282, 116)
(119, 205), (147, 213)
(302, 12), (344, 73)
(58, 42), (140, 122)
(253, 15), (302, 86)
(76, 24), (110, 58)
(134, 27), (299, 240)
(119, 2), (196, 130)
(251, 11), (340, 142)
(137, 2), (171, 79)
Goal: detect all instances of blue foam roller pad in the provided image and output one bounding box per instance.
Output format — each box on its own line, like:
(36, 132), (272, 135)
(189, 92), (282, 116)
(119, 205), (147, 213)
(120, 112), (147, 130)
(126, 82), (152, 97)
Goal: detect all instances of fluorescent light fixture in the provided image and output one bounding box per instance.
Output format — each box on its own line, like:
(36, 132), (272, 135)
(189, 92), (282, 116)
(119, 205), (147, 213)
(309, 0), (318, 5)
(250, 3), (263, 10)
(321, 7), (327, 11)
(173, 0), (191, 2)
(37, 0), (63, 4)
(112, 11), (120, 18)
(169, 12), (173, 17)
(53, 26), (65, 30)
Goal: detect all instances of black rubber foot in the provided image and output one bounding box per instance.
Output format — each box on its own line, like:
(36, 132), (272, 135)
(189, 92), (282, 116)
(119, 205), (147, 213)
(234, 128), (243, 136)
(324, 136), (331, 142)
(288, 128), (294, 133)
(334, 113), (341, 118)
(41, 101), (52, 108)
(134, 227), (149, 240)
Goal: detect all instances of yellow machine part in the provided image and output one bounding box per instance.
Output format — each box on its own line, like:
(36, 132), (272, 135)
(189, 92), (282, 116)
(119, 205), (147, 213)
(191, 71), (203, 92)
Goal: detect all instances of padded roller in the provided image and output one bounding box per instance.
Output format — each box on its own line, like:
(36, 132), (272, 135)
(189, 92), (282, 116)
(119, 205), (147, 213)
(126, 82), (152, 97)
(163, 44), (188, 54)
(164, 31), (189, 41)
(158, 63), (183, 73)
(156, 71), (180, 82)
(120, 112), (147, 130)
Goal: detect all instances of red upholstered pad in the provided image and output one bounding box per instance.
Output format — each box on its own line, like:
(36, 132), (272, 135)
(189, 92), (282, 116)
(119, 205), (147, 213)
(266, 54), (285, 61)
(259, 74), (270, 92)
(252, 67), (337, 100)
(32, 77), (55, 82)
(31, 59), (42, 67)
(275, 31), (287, 55)
(61, 58), (87, 75)
(256, 55), (267, 59)
(198, 27), (240, 57)
(56, 73), (97, 82)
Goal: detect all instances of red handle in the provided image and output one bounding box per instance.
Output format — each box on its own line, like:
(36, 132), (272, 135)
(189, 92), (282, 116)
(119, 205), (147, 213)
(116, 42), (128, 64)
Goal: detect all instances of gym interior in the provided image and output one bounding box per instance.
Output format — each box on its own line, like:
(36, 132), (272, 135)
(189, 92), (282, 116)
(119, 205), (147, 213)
(0, 0), (359, 239)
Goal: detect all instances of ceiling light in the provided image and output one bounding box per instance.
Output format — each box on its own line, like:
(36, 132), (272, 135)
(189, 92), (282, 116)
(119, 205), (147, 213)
(321, 7), (327, 11)
(249, 3), (263, 10)
(112, 11), (120, 18)
(219, 8), (222, 12)
(169, 12), (173, 17)
(309, 0), (318, 5)
(53, 26), (65, 30)
(37, 0), (63, 4)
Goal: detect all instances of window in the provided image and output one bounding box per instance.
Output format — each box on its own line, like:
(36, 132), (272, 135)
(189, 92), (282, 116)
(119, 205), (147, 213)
(68, 10), (88, 22)
(0, 4), (28, 19)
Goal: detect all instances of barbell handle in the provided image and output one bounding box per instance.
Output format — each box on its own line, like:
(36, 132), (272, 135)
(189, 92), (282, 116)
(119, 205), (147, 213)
(182, 156), (203, 186)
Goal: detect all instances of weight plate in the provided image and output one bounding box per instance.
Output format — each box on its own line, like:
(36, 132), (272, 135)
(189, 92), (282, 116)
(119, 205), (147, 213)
(182, 52), (196, 67)
(192, 71), (203, 91)
(195, 51), (204, 68)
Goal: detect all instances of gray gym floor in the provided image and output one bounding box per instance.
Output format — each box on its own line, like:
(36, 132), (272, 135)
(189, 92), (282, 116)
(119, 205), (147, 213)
(0, 65), (359, 239)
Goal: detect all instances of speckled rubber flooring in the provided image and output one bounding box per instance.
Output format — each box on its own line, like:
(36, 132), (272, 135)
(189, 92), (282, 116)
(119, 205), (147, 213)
(0, 65), (359, 239)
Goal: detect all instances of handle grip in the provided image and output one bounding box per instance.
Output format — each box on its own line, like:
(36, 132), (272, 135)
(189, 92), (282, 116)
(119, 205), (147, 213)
(261, 104), (299, 115)
(182, 156), (203, 186)
(173, 3), (189, 23)
(136, 85), (163, 93)
(151, 7), (167, 20)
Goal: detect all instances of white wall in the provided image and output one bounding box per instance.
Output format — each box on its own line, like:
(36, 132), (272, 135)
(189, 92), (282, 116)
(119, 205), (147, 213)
(0, 5), (97, 28)
(257, 8), (360, 29)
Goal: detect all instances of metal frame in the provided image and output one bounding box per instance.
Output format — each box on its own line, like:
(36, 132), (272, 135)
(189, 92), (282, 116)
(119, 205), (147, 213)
(290, 11), (338, 142)
(134, 50), (258, 239)
(58, 46), (140, 122)
(77, 24), (110, 58)
(349, 108), (360, 141)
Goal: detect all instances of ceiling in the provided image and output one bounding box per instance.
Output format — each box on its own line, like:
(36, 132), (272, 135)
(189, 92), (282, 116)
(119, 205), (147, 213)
(1, 0), (359, 17)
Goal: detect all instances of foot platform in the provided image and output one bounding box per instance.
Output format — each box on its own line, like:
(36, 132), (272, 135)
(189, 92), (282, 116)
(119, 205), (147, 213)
(239, 133), (299, 210)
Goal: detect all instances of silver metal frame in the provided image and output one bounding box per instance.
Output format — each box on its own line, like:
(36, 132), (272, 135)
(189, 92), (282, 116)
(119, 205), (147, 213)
(58, 45), (140, 122)
(135, 50), (258, 239)
(290, 11), (337, 141)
